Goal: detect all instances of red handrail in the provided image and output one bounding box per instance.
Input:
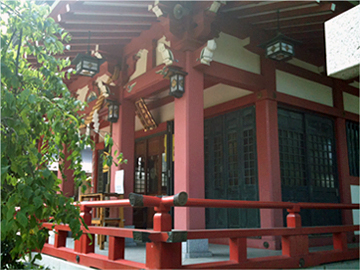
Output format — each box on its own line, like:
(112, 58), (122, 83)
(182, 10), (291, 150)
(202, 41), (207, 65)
(39, 192), (359, 270)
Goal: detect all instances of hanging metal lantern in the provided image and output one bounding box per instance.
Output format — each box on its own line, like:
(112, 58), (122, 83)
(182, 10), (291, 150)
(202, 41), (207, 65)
(259, 10), (300, 62)
(71, 31), (101, 77)
(162, 66), (188, 98)
(72, 53), (100, 77)
(107, 100), (120, 123)
(261, 33), (296, 61)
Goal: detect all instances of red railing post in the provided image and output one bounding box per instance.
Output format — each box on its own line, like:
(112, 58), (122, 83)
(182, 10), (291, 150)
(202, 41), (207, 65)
(229, 237), (247, 263)
(145, 203), (181, 269)
(108, 236), (125, 260)
(333, 232), (348, 251)
(282, 206), (309, 258)
(74, 205), (94, 254)
(54, 230), (67, 248)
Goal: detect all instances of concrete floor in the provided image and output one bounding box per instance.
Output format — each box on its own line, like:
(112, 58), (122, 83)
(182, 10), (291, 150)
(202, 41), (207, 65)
(35, 232), (359, 270)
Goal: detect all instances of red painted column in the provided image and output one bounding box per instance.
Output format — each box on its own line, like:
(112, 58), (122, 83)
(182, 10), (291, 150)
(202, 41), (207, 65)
(174, 51), (205, 230)
(333, 81), (353, 229)
(91, 133), (99, 193)
(256, 58), (282, 250)
(256, 99), (283, 249)
(57, 145), (75, 197)
(110, 98), (135, 225)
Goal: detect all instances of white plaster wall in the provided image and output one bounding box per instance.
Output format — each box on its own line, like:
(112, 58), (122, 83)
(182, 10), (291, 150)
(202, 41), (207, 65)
(204, 83), (252, 108)
(343, 92), (359, 114)
(213, 32), (261, 74)
(276, 70), (333, 107)
(325, 5), (360, 80)
(350, 185), (359, 235)
(129, 49), (148, 81)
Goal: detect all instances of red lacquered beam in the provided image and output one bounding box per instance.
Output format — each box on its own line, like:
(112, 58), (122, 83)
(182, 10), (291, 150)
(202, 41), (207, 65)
(297, 202), (359, 210)
(185, 198), (359, 210)
(184, 225), (359, 239)
(185, 198), (295, 209)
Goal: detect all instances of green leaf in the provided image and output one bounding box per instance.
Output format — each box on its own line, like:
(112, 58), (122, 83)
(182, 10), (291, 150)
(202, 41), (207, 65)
(33, 196), (43, 209)
(16, 212), (28, 228)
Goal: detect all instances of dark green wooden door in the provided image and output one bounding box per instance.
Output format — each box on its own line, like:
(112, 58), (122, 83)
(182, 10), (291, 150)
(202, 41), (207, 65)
(278, 108), (341, 227)
(205, 106), (260, 229)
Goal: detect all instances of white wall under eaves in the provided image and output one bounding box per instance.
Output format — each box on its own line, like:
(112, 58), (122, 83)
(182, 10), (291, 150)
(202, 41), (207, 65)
(276, 70), (333, 107)
(343, 92), (359, 115)
(213, 32), (261, 75)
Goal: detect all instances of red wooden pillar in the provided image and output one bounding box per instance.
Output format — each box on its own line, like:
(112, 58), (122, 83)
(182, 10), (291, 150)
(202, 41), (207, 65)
(110, 98), (135, 225)
(256, 99), (283, 249)
(333, 81), (353, 228)
(91, 133), (100, 194)
(174, 51), (205, 230)
(57, 145), (75, 197)
(256, 58), (282, 250)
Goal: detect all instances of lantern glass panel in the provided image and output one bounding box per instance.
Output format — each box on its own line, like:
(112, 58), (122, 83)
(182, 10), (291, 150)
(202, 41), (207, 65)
(170, 74), (178, 92)
(178, 74), (184, 91)
(267, 41), (281, 57)
(83, 60), (98, 71)
(281, 42), (293, 54)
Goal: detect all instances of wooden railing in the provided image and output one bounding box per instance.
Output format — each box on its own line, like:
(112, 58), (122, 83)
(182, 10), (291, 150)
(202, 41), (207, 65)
(40, 192), (359, 269)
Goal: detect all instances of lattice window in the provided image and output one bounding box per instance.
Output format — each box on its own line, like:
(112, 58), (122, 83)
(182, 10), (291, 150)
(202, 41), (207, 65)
(308, 135), (335, 188)
(134, 157), (145, 193)
(278, 129), (306, 187)
(227, 132), (238, 187)
(346, 121), (359, 177)
(244, 128), (256, 185)
(214, 136), (223, 187)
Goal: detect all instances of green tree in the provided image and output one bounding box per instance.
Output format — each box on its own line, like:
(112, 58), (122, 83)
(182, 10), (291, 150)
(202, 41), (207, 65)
(1, 1), (120, 268)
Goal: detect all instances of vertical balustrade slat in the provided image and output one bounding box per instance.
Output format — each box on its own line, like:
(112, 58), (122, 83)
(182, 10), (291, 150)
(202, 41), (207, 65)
(74, 205), (94, 254)
(229, 237), (247, 263)
(333, 232), (348, 251)
(282, 207), (309, 259)
(54, 230), (67, 248)
(108, 236), (125, 260)
(145, 203), (182, 269)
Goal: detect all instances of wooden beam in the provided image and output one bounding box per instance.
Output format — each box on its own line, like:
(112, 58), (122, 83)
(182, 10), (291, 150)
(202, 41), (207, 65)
(193, 61), (265, 92)
(204, 93), (257, 119)
(275, 61), (332, 87)
(123, 66), (170, 101)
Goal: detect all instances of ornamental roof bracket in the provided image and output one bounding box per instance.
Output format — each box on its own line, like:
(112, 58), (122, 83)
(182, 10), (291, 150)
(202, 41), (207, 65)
(198, 39), (217, 66)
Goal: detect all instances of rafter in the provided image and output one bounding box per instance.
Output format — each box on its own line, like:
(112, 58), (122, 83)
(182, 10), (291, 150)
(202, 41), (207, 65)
(58, 13), (159, 24)
(65, 2), (153, 16)
(221, 1), (319, 17)
(237, 2), (335, 24)
(60, 24), (151, 32)
(260, 13), (336, 30)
